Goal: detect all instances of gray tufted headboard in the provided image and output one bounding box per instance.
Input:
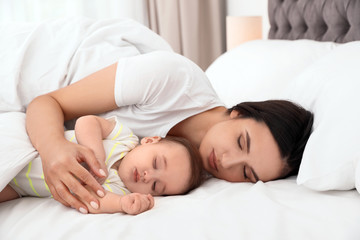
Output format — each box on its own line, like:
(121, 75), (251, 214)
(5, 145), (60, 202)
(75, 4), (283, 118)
(268, 0), (360, 43)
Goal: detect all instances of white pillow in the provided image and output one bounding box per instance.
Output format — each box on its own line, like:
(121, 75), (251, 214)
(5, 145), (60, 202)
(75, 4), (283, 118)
(280, 41), (360, 192)
(206, 39), (360, 193)
(206, 39), (338, 107)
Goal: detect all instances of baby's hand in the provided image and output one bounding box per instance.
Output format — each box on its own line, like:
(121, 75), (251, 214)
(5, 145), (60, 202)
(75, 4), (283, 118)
(120, 193), (154, 215)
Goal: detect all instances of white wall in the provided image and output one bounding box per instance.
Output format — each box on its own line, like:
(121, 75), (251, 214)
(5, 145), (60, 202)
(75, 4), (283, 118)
(0, 0), (148, 25)
(226, 0), (269, 39)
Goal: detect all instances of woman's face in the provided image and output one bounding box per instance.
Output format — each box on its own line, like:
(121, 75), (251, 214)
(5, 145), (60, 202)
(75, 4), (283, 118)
(118, 137), (191, 196)
(199, 111), (284, 183)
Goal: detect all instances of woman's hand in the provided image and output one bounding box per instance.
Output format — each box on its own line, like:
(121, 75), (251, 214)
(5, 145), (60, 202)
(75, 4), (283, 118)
(74, 115), (116, 185)
(119, 193), (155, 215)
(42, 139), (107, 213)
(25, 63), (118, 212)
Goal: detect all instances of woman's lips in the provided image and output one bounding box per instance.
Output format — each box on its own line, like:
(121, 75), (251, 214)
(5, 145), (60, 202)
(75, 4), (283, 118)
(208, 149), (218, 172)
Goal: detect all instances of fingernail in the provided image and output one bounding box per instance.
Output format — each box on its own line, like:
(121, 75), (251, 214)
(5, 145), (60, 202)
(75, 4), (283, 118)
(97, 190), (105, 198)
(90, 201), (99, 209)
(99, 169), (106, 177)
(79, 207), (88, 214)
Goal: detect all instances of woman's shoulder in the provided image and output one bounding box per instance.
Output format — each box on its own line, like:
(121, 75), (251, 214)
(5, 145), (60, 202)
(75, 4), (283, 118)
(143, 51), (209, 85)
(115, 50), (209, 94)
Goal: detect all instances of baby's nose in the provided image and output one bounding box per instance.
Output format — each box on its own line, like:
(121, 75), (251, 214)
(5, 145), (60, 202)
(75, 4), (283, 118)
(142, 170), (151, 183)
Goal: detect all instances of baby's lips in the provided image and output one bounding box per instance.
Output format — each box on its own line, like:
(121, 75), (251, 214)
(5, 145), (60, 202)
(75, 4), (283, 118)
(133, 167), (140, 182)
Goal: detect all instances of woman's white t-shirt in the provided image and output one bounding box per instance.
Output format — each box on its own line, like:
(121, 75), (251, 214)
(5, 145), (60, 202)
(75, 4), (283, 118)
(100, 51), (224, 138)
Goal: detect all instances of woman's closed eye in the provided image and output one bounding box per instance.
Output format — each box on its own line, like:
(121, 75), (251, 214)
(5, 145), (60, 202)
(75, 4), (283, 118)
(238, 132), (250, 153)
(243, 166), (248, 180)
(244, 166), (257, 183)
(238, 136), (243, 150)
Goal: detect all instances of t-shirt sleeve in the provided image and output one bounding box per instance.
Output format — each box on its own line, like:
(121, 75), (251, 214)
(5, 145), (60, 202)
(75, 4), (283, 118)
(110, 50), (223, 138)
(114, 51), (205, 107)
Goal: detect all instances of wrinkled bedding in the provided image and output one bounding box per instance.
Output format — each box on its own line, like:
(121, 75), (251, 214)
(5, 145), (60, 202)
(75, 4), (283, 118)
(1, 177), (360, 240)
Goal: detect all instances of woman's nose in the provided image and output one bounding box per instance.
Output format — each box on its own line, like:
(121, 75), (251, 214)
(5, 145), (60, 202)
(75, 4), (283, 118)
(220, 152), (246, 169)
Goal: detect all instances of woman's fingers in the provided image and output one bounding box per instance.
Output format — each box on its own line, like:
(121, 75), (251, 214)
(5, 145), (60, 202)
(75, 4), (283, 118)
(41, 143), (106, 212)
(70, 162), (105, 200)
(48, 184), (70, 207)
(47, 172), (96, 213)
(80, 148), (108, 182)
(55, 181), (91, 213)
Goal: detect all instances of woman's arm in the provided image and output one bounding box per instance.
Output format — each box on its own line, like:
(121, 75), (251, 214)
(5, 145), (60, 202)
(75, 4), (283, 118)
(26, 63), (119, 213)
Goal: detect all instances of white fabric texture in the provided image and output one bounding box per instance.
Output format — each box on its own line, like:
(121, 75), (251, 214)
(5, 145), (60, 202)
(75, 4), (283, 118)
(108, 51), (223, 138)
(0, 0), (149, 25)
(206, 39), (338, 107)
(280, 41), (360, 192)
(0, 17), (172, 113)
(1, 177), (360, 240)
(0, 112), (38, 191)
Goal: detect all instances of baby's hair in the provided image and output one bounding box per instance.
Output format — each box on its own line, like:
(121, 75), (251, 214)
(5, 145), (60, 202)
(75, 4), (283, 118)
(162, 136), (205, 194)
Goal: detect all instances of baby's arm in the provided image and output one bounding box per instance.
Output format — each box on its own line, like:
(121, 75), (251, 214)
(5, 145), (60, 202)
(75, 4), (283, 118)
(74, 115), (116, 178)
(83, 186), (154, 215)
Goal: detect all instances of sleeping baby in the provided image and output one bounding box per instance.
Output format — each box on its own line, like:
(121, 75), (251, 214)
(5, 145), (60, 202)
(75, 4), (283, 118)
(0, 115), (204, 215)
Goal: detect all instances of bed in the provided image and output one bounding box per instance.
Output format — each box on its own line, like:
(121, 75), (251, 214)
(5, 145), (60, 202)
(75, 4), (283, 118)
(1, 0), (360, 239)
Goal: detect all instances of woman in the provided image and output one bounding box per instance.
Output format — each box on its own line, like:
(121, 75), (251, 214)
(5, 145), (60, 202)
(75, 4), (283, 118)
(26, 49), (313, 214)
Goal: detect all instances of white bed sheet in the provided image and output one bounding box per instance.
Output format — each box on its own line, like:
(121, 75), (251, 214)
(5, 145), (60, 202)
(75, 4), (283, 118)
(1, 177), (359, 240)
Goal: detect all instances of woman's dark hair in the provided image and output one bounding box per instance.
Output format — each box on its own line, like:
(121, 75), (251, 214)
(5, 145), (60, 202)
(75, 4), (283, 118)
(228, 100), (314, 178)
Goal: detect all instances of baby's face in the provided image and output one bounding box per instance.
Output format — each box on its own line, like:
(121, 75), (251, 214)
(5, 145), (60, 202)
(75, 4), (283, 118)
(118, 137), (191, 196)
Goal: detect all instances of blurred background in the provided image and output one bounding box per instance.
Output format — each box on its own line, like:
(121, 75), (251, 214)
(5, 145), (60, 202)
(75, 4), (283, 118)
(0, 0), (268, 70)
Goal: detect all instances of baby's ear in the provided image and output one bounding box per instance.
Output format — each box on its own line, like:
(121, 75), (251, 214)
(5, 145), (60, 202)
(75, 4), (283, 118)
(140, 136), (161, 145)
(230, 110), (240, 119)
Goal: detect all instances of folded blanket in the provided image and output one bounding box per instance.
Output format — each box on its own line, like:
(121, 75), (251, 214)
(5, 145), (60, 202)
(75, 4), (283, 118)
(0, 112), (38, 190)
